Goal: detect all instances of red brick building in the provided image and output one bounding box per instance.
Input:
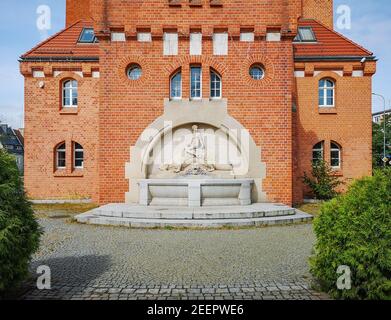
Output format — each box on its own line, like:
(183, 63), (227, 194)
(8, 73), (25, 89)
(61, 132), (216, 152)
(20, 0), (376, 205)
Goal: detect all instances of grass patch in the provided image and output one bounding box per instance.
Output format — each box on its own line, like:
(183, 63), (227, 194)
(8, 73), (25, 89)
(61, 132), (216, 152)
(295, 203), (323, 216)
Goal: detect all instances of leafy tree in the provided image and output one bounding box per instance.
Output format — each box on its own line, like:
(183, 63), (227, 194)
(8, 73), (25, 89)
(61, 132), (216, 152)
(310, 169), (391, 300)
(303, 160), (343, 200)
(372, 115), (391, 169)
(0, 149), (41, 292)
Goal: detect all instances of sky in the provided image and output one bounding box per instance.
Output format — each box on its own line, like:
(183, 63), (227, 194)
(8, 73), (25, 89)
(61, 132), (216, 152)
(0, 0), (390, 128)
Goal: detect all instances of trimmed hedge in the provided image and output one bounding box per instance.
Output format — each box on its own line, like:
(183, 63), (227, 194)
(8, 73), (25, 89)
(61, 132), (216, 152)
(0, 149), (41, 292)
(310, 169), (391, 300)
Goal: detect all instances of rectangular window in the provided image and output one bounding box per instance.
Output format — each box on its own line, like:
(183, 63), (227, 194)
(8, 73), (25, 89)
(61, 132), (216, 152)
(213, 32), (228, 55)
(318, 89), (324, 106)
(57, 151), (66, 169)
(190, 66), (202, 99)
(163, 32), (178, 56)
(240, 32), (254, 42)
(331, 151), (340, 167)
(137, 32), (152, 42)
(190, 33), (202, 56)
(327, 89), (334, 106)
(74, 152), (84, 168)
(111, 32), (126, 42)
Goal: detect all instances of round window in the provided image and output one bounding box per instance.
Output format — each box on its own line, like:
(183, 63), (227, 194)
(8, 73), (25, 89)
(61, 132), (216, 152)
(127, 64), (142, 80)
(249, 65), (265, 80)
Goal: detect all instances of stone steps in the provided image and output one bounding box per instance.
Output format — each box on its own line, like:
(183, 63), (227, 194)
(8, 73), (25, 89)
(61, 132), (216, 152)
(75, 204), (313, 229)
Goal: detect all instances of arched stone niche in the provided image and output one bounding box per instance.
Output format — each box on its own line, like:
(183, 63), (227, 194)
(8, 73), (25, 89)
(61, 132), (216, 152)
(125, 98), (267, 204)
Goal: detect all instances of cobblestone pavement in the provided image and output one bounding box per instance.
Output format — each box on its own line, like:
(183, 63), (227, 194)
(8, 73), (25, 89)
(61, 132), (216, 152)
(15, 216), (329, 300)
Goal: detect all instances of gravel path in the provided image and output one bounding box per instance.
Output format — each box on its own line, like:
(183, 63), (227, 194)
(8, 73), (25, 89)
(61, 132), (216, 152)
(16, 216), (328, 300)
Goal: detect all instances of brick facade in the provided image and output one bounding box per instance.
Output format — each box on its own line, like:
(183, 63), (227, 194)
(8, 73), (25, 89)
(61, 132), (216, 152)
(21, 1), (376, 205)
(66, 0), (91, 27)
(302, 0), (334, 29)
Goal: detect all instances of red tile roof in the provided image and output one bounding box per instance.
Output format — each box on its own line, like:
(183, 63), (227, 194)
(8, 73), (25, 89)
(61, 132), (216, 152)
(21, 20), (99, 60)
(21, 19), (373, 61)
(294, 19), (373, 58)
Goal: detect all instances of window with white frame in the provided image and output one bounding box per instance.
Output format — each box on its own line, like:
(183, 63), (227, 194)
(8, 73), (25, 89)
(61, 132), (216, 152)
(56, 143), (66, 169)
(63, 80), (78, 107)
(319, 79), (335, 107)
(170, 70), (182, 99)
(312, 142), (324, 164)
(127, 64), (142, 80)
(74, 142), (84, 169)
(249, 65), (265, 80)
(210, 70), (222, 99)
(190, 66), (202, 99)
(330, 142), (341, 168)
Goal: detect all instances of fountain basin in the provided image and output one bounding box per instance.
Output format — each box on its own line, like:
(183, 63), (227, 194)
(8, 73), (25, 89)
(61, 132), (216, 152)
(138, 179), (254, 207)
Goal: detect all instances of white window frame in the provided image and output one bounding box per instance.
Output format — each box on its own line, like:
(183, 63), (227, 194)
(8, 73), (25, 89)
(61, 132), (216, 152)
(330, 142), (341, 169)
(170, 70), (182, 100)
(56, 143), (66, 169)
(62, 80), (78, 108)
(312, 142), (324, 164)
(319, 79), (335, 108)
(190, 66), (202, 100)
(73, 142), (84, 169)
(249, 65), (265, 80)
(210, 70), (222, 99)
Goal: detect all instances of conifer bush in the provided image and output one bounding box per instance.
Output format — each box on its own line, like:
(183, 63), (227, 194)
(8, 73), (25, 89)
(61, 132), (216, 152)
(310, 169), (391, 300)
(0, 149), (41, 292)
(303, 160), (342, 200)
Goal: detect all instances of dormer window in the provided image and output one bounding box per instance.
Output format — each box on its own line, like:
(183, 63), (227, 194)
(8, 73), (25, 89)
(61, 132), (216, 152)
(294, 27), (317, 42)
(78, 28), (97, 43)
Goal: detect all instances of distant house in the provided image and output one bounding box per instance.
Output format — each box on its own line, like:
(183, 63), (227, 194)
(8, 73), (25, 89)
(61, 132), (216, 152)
(0, 123), (24, 174)
(373, 109), (391, 124)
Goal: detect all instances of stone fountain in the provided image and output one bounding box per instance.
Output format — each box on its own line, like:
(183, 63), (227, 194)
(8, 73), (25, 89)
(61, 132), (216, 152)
(138, 125), (254, 207)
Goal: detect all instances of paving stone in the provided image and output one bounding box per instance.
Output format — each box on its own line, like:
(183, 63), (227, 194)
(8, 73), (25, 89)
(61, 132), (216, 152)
(12, 216), (328, 301)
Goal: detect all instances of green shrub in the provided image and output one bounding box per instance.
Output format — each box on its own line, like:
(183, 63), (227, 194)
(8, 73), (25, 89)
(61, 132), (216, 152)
(0, 149), (41, 292)
(303, 160), (342, 200)
(310, 169), (391, 300)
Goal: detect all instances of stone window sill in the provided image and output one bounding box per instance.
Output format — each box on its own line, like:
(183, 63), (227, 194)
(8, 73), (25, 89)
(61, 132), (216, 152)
(318, 107), (337, 114)
(60, 108), (78, 115)
(54, 170), (84, 178)
(331, 169), (343, 177)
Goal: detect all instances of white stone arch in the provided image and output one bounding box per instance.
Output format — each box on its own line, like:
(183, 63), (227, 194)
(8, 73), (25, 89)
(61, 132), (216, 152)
(125, 98), (267, 203)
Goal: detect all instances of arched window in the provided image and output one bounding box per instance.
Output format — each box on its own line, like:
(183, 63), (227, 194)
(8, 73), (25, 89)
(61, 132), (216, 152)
(56, 143), (66, 169)
(63, 80), (78, 107)
(210, 69), (222, 99)
(312, 142), (324, 164)
(330, 142), (341, 168)
(74, 142), (84, 169)
(319, 79), (335, 107)
(170, 70), (182, 99)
